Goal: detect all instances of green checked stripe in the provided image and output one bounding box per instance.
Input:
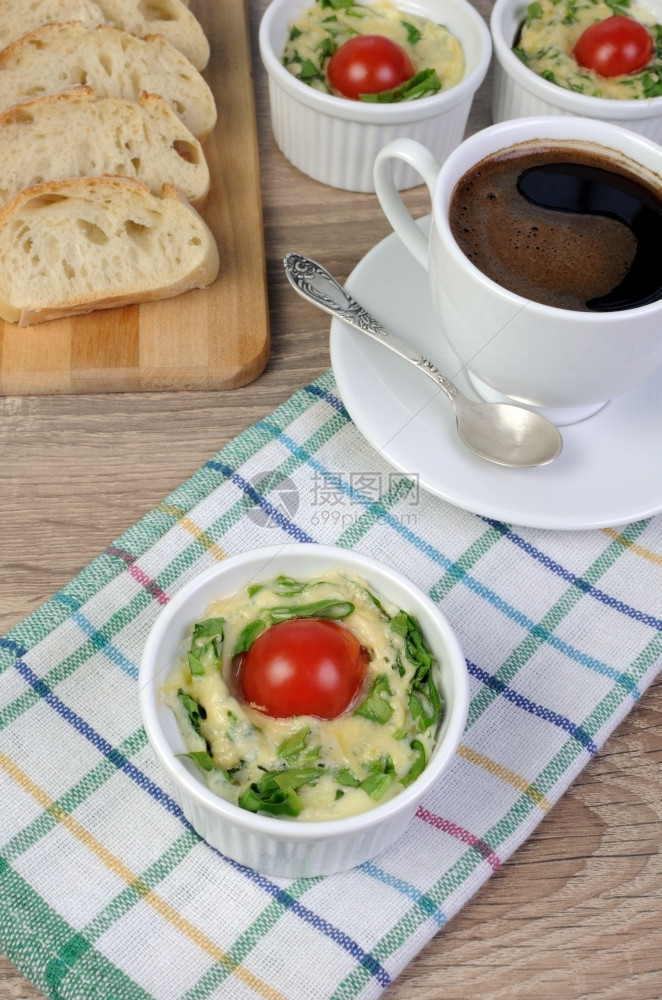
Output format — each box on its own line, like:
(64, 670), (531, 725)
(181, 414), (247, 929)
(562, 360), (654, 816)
(334, 475), (417, 548)
(177, 875), (322, 1000)
(0, 376), (339, 667)
(0, 857), (151, 1000)
(467, 518), (651, 729)
(329, 627), (662, 999)
(0, 747), (294, 1000)
(1, 728), (148, 863)
(0, 405), (349, 735)
(429, 523), (509, 601)
(1, 367), (659, 1000)
(0, 438), (420, 999)
(0, 717), (308, 1000)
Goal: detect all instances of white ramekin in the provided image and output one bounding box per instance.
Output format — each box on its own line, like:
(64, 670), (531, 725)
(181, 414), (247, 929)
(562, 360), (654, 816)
(139, 543), (469, 878)
(258, 0), (492, 191)
(491, 0), (662, 141)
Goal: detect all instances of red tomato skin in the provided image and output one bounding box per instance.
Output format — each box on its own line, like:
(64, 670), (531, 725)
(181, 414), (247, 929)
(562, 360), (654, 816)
(573, 16), (653, 77)
(238, 618), (370, 719)
(327, 34), (415, 100)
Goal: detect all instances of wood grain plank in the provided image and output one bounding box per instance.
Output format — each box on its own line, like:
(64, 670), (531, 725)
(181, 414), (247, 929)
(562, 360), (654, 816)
(0, 0), (660, 997)
(0, 0), (270, 396)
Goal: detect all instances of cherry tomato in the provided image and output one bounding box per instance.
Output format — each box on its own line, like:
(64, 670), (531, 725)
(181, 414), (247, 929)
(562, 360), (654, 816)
(573, 16), (653, 77)
(238, 618), (369, 719)
(327, 34), (415, 100)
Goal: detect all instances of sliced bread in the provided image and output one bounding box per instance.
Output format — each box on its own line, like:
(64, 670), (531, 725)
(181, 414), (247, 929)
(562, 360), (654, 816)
(0, 0), (105, 50)
(0, 22), (217, 140)
(0, 0), (210, 70)
(0, 88), (210, 209)
(93, 0), (209, 69)
(0, 176), (220, 326)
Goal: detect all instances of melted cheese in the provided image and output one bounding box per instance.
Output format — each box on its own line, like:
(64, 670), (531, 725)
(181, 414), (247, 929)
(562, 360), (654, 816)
(517, 0), (662, 100)
(161, 571), (441, 822)
(282, 0), (465, 96)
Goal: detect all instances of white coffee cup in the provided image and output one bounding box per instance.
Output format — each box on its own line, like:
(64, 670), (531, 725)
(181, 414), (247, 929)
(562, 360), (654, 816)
(373, 116), (662, 425)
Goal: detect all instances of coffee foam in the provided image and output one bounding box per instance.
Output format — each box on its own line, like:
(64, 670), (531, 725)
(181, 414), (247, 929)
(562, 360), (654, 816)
(449, 141), (662, 311)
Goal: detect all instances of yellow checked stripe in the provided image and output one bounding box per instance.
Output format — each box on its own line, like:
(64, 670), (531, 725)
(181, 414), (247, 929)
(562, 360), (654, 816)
(457, 744), (551, 811)
(0, 750), (286, 1000)
(159, 505), (228, 562)
(159, 504), (187, 519)
(603, 528), (662, 567)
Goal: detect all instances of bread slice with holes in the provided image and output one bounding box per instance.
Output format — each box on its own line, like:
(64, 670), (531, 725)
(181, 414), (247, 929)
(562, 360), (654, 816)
(0, 0), (105, 50)
(0, 0), (210, 70)
(92, 0), (209, 69)
(0, 88), (210, 209)
(0, 22), (217, 140)
(0, 175), (220, 326)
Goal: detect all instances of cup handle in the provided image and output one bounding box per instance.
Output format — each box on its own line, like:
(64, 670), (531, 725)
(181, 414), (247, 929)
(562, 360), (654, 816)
(373, 138), (442, 270)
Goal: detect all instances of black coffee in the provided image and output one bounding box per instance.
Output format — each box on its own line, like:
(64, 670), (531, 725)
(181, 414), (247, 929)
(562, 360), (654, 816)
(449, 144), (662, 312)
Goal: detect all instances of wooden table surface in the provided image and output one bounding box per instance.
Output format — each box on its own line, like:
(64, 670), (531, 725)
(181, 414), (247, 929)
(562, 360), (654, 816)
(1, 0), (661, 997)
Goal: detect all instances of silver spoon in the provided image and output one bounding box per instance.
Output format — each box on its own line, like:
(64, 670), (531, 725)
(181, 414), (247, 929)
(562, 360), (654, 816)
(284, 252), (563, 468)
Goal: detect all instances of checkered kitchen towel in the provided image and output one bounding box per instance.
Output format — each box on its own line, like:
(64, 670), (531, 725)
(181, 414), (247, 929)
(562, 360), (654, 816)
(1, 369), (660, 1000)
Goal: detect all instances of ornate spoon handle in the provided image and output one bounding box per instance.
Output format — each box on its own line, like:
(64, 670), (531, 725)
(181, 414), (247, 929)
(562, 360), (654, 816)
(284, 252), (458, 403)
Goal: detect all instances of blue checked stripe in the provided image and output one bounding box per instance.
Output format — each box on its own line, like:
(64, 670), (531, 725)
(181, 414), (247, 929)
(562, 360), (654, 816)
(2, 368), (658, 1000)
(7, 650), (392, 989)
(466, 660), (599, 754)
(69, 610), (139, 681)
(231, 427), (643, 698)
(303, 382), (351, 416)
(484, 519), (662, 631)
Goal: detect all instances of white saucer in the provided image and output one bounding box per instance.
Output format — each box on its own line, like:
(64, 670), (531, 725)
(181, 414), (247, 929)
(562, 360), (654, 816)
(330, 217), (662, 531)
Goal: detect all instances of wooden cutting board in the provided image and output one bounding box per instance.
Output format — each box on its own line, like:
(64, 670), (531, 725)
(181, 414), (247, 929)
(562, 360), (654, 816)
(0, 0), (270, 395)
